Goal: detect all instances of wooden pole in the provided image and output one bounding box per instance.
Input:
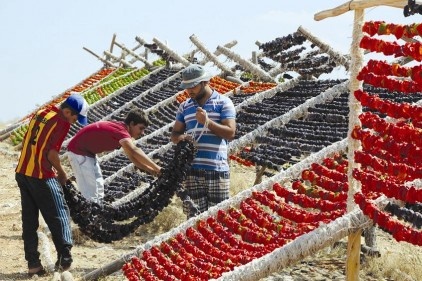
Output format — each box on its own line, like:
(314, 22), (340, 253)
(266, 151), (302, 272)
(251, 51), (258, 64)
(152, 37), (190, 66)
(268, 66), (285, 78)
(105, 33), (117, 62)
(189, 34), (235, 76)
(113, 41), (153, 68)
(134, 36), (147, 46)
(129, 37), (149, 64)
(82, 47), (115, 67)
(254, 165), (266, 185)
(345, 8), (364, 281)
(77, 249), (140, 280)
(0, 123), (21, 141)
(346, 230), (362, 281)
(216, 45), (274, 82)
(198, 40), (237, 65)
(103, 50), (133, 68)
(314, 0), (406, 21)
(297, 25), (350, 70)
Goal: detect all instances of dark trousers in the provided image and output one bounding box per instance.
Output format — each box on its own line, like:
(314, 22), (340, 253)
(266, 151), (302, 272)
(15, 173), (73, 268)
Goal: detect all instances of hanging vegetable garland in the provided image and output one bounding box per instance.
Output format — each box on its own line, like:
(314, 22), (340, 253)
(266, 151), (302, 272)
(352, 21), (422, 246)
(63, 140), (198, 243)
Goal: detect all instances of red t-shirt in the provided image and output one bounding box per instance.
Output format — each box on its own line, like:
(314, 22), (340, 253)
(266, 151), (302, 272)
(16, 106), (70, 179)
(67, 121), (131, 157)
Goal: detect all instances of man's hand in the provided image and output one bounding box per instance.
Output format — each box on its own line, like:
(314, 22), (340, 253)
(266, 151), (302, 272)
(154, 167), (162, 177)
(196, 107), (208, 125)
(179, 134), (194, 142)
(57, 170), (68, 186)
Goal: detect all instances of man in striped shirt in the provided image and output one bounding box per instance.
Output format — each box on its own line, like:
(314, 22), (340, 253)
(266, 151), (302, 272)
(15, 94), (88, 276)
(171, 64), (236, 218)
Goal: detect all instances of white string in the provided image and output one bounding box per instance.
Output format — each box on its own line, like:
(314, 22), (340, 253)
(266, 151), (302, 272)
(37, 230), (55, 272)
(191, 110), (209, 143)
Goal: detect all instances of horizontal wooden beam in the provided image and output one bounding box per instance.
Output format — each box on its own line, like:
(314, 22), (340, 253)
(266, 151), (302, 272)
(314, 0), (407, 21)
(385, 2), (407, 8)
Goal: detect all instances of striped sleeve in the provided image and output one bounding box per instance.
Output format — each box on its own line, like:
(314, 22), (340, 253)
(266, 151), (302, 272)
(220, 96), (236, 120)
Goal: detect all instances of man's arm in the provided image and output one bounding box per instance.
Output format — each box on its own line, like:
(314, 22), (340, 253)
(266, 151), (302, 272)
(207, 118), (236, 140)
(47, 149), (67, 185)
(121, 139), (161, 176)
(196, 108), (236, 140)
(171, 120), (189, 144)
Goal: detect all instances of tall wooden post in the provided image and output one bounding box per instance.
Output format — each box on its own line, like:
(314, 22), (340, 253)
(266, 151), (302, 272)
(346, 8), (364, 281)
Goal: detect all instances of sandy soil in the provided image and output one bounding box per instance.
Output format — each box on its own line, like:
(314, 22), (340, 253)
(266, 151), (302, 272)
(0, 139), (421, 281)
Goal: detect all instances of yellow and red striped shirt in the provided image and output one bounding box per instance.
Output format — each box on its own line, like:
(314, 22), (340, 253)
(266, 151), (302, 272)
(16, 107), (70, 179)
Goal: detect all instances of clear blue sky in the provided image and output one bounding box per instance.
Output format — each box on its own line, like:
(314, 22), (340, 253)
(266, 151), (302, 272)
(0, 1), (417, 124)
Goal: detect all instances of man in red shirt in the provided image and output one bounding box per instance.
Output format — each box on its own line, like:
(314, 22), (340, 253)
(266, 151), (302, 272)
(67, 108), (161, 205)
(15, 93), (88, 276)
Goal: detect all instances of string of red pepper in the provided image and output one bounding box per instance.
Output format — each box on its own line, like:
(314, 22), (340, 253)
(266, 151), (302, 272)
(122, 153), (351, 280)
(353, 169), (421, 203)
(360, 35), (422, 62)
(273, 182), (346, 212)
(354, 192), (422, 246)
(351, 21), (422, 247)
(354, 90), (422, 124)
(361, 59), (422, 83)
(362, 21), (422, 39)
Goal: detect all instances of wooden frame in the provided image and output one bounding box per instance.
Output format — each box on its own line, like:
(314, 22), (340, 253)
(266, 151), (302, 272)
(314, 2), (409, 280)
(314, 0), (407, 21)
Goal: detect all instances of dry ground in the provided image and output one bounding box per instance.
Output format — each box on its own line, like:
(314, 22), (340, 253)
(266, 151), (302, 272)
(0, 131), (421, 281)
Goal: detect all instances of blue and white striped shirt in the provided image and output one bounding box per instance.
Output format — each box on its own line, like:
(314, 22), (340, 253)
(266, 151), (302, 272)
(176, 91), (236, 171)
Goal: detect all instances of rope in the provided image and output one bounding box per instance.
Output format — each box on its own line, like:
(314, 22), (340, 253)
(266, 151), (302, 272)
(191, 110), (209, 143)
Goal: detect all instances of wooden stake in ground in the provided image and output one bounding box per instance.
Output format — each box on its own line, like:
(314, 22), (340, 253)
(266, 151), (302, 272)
(345, 7), (364, 281)
(254, 165), (266, 185)
(347, 230), (362, 281)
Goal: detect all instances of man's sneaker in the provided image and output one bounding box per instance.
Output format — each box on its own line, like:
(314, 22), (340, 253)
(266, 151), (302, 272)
(28, 265), (47, 277)
(55, 257), (73, 271)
